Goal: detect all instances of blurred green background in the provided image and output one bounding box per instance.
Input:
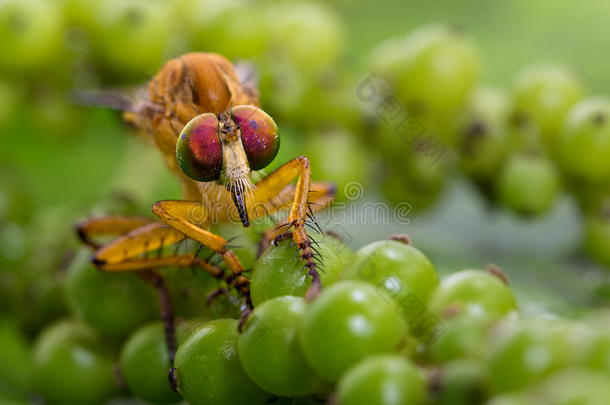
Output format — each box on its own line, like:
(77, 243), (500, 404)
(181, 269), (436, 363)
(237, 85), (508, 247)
(1, 0), (610, 404)
(1, 0), (609, 336)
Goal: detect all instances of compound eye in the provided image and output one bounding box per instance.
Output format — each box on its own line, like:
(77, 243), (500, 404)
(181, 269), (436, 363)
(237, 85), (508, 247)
(176, 113), (222, 182)
(231, 105), (279, 170)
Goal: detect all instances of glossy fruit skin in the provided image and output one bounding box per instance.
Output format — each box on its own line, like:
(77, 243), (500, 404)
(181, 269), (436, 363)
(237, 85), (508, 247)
(486, 320), (572, 393)
(513, 64), (584, 145)
(120, 320), (202, 404)
(584, 214), (610, 266)
(0, 319), (30, 400)
(174, 319), (270, 405)
(238, 296), (320, 397)
(336, 355), (426, 405)
(394, 24), (481, 111)
(342, 240), (439, 308)
(231, 105), (279, 170)
(176, 113), (222, 182)
(64, 248), (158, 337)
(558, 97), (610, 181)
(428, 270), (517, 321)
(299, 281), (408, 382)
(251, 233), (353, 306)
(497, 154), (561, 217)
(31, 320), (117, 405)
(427, 315), (489, 363)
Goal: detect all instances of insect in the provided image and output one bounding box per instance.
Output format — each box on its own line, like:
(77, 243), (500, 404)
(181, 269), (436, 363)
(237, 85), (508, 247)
(75, 53), (336, 355)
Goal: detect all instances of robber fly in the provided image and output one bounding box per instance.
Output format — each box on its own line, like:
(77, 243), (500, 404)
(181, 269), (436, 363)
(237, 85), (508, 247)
(76, 53), (335, 329)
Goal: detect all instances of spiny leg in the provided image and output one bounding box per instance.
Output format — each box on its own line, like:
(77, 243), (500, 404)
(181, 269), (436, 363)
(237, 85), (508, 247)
(85, 222), (250, 298)
(256, 181), (336, 255)
(249, 156), (336, 299)
(75, 215), (154, 249)
(80, 221), (252, 382)
(90, 222), (186, 267)
(151, 200), (246, 276)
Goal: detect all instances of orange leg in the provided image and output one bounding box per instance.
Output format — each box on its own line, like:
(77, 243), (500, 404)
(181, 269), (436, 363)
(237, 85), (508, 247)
(151, 201), (245, 275)
(257, 181), (336, 255)
(248, 156), (336, 299)
(75, 216), (154, 249)
(151, 156), (335, 299)
(82, 219), (249, 295)
(90, 222), (186, 267)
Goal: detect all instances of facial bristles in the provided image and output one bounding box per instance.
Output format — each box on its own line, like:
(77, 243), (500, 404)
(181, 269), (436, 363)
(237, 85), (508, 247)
(228, 175), (255, 204)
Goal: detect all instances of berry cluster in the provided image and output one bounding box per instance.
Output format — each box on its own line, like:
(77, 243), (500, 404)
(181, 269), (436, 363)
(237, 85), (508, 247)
(365, 24), (610, 267)
(3, 231), (608, 404)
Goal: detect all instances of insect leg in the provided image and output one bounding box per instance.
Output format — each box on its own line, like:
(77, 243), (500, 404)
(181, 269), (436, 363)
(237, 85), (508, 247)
(249, 156), (337, 299)
(75, 216), (154, 249)
(151, 200), (245, 276)
(256, 181), (336, 255)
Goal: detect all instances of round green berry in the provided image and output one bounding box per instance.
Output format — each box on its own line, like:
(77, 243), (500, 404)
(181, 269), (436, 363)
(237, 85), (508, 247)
(64, 248), (158, 337)
(299, 281), (408, 382)
(251, 233), (352, 306)
(558, 97), (610, 181)
(513, 63), (584, 144)
(174, 319), (270, 405)
(428, 269), (518, 321)
(31, 320), (117, 405)
(120, 320), (203, 404)
(497, 154), (561, 217)
(238, 296), (321, 397)
(336, 355), (426, 405)
(342, 239), (439, 307)
(395, 24), (481, 111)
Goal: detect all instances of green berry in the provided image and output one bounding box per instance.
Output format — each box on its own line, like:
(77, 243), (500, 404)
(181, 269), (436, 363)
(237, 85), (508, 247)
(395, 24), (481, 112)
(428, 269), (518, 321)
(0, 0), (63, 71)
(427, 315), (489, 363)
(266, 2), (345, 71)
(90, 0), (171, 79)
(342, 240), (439, 308)
(174, 319), (270, 405)
(31, 320), (117, 405)
(458, 87), (516, 178)
(336, 355), (426, 405)
(299, 281), (408, 382)
(120, 320), (203, 404)
(251, 233), (352, 306)
(64, 248), (158, 337)
(497, 154), (561, 216)
(238, 296), (321, 397)
(558, 97), (610, 181)
(486, 320), (572, 393)
(513, 63), (584, 145)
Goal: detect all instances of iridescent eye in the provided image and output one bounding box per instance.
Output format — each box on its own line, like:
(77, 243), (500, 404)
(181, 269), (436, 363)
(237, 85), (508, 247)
(231, 105), (279, 170)
(176, 113), (222, 182)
